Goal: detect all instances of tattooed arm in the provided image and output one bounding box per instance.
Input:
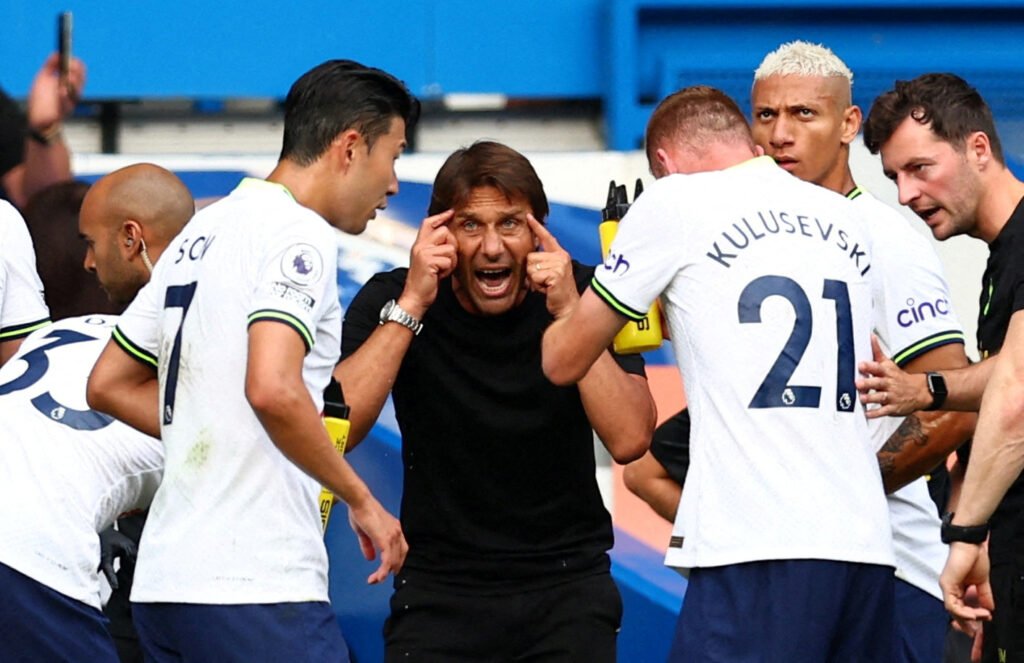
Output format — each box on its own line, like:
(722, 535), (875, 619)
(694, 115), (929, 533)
(875, 343), (976, 494)
(877, 411), (976, 494)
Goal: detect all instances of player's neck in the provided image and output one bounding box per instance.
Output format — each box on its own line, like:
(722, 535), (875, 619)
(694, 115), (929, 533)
(265, 161), (303, 196)
(818, 161), (856, 198)
(265, 159), (327, 214)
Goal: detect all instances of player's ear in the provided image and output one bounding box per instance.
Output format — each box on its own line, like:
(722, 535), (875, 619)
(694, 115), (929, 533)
(967, 131), (993, 170)
(654, 148), (675, 177)
(331, 129), (362, 171)
(841, 105), (862, 145)
(121, 220), (143, 256)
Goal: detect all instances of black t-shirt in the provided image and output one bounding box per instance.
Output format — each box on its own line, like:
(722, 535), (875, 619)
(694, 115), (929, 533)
(976, 197), (1024, 564)
(0, 88), (27, 202)
(341, 262), (645, 589)
(649, 408), (691, 486)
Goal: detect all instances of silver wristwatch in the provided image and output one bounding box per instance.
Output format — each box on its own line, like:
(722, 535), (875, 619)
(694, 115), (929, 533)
(379, 299), (423, 335)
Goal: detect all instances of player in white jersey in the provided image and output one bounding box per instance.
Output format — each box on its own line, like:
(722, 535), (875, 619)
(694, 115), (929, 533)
(850, 188), (973, 659)
(622, 187), (974, 661)
(87, 60), (417, 661)
(750, 41), (976, 662)
(113, 177), (347, 605)
(543, 86), (895, 661)
(77, 162), (196, 662)
(0, 315), (162, 662)
(0, 199), (49, 363)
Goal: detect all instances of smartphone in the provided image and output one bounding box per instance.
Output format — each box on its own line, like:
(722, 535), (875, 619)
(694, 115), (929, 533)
(58, 11), (72, 81)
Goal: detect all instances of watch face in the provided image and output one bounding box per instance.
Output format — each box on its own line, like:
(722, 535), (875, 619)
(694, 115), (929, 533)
(378, 299), (421, 334)
(927, 372), (947, 395)
(380, 300), (395, 322)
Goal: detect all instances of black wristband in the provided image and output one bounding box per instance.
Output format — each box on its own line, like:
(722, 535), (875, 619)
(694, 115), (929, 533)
(28, 123), (62, 146)
(940, 512), (988, 544)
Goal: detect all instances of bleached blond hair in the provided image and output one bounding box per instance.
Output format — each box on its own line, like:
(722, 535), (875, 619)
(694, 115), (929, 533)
(754, 41), (853, 93)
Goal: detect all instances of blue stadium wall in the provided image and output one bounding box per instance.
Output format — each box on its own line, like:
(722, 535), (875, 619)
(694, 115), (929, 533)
(8, 1), (1024, 153)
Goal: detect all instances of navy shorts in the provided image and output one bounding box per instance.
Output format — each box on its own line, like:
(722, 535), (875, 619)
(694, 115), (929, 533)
(0, 561), (119, 662)
(668, 559), (895, 662)
(893, 578), (947, 663)
(132, 601), (350, 663)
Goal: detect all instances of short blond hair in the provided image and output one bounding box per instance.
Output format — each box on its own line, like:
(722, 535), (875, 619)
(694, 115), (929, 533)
(754, 41), (854, 85)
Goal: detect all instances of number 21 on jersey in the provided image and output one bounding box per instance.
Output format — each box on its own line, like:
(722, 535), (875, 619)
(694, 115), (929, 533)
(739, 275), (857, 412)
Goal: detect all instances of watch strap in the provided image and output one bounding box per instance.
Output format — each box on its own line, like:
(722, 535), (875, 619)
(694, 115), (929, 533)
(940, 512), (988, 544)
(380, 299), (423, 335)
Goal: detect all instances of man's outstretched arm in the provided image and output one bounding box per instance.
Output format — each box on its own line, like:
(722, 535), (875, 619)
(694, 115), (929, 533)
(87, 337), (160, 438)
(247, 321), (406, 584)
(542, 288), (628, 387)
(858, 336), (996, 416)
(938, 311), (1024, 631)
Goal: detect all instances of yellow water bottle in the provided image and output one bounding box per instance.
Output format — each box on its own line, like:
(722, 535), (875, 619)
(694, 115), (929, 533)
(599, 180), (663, 354)
(319, 379), (351, 532)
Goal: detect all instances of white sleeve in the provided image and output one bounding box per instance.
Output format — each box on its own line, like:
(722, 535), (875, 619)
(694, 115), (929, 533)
(591, 181), (687, 319)
(0, 202), (49, 341)
(247, 217), (336, 353)
(869, 218), (965, 367)
(112, 271), (163, 370)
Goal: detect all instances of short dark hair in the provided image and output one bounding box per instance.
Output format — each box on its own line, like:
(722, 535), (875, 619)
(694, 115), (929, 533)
(279, 59), (420, 166)
(863, 73), (1004, 163)
(645, 85), (754, 168)
(22, 180), (120, 318)
(427, 141), (549, 221)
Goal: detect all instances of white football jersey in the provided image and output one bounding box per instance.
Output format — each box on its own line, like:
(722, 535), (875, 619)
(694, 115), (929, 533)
(854, 188), (964, 601)
(0, 201), (49, 343)
(853, 189), (964, 365)
(115, 178), (342, 604)
(596, 157), (893, 569)
(0, 316), (162, 608)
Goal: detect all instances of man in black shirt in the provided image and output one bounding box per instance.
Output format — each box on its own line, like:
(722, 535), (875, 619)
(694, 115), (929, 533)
(336, 141), (656, 662)
(859, 73), (1024, 663)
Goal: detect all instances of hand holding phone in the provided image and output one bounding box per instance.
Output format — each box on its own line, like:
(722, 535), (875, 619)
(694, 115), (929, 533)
(58, 11), (73, 86)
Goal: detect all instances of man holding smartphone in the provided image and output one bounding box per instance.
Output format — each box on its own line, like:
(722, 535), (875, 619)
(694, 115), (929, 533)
(0, 42), (85, 209)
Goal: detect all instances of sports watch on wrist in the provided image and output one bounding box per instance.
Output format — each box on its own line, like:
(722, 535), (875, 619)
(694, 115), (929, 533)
(923, 371), (948, 411)
(940, 512), (989, 544)
(379, 299), (423, 335)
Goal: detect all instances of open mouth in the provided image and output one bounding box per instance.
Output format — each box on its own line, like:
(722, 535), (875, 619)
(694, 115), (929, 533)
(475, 267), (513, 296)
(916, 206), (940, 222)
(773, 157), (798, 170)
